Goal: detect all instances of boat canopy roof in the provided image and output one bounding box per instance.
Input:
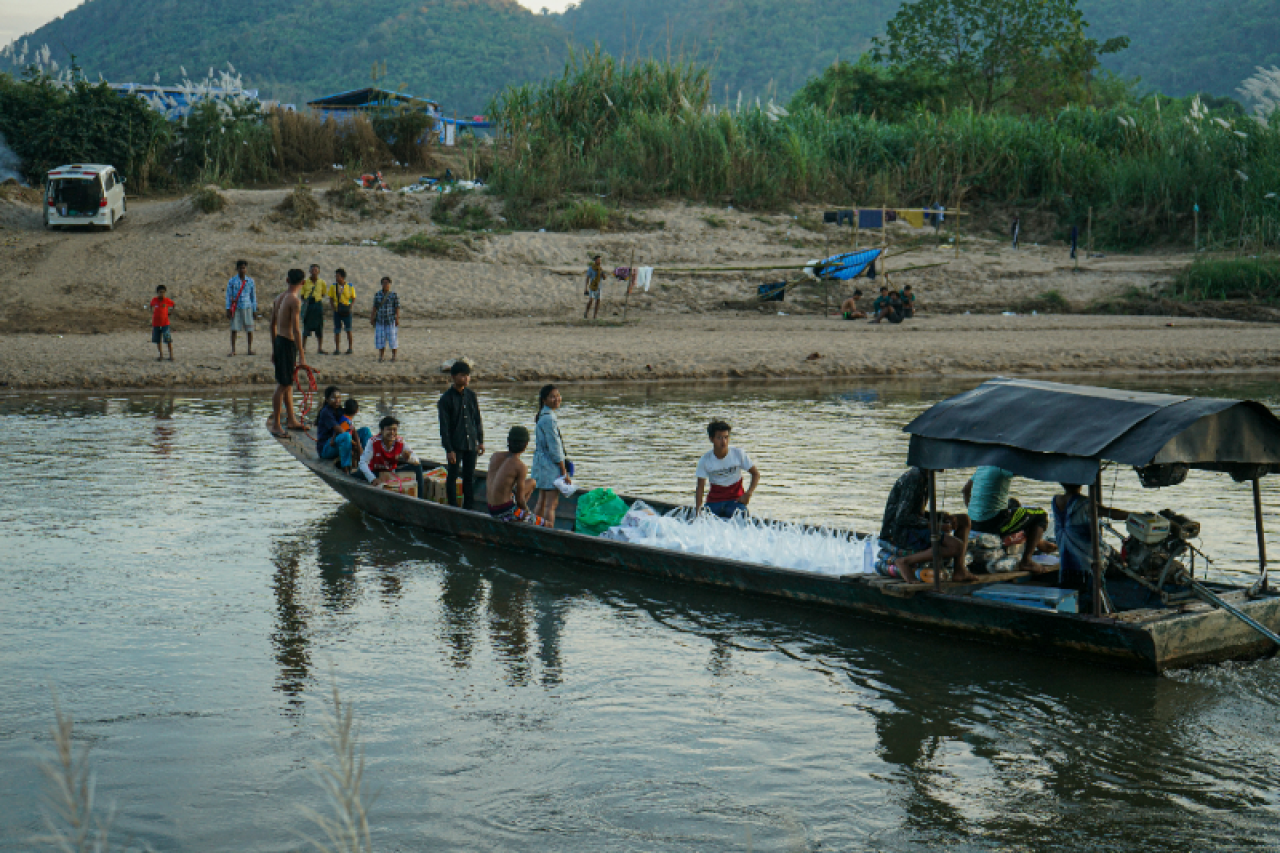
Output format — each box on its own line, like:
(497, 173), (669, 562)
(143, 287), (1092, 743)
(904, 378), (1280, 484)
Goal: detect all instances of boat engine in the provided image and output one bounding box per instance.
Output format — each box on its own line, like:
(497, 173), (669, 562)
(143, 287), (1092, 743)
(1122, 509), (1201, 586)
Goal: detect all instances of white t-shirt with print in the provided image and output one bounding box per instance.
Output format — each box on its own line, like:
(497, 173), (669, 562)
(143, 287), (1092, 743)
(695, 446), (754, 487)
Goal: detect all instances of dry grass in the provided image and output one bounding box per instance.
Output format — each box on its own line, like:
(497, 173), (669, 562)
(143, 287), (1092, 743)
(190, 187), (227, 214)
(274, 185), (323, 229)
(34, 702), (117, 853)
(299, 683), (376, 853)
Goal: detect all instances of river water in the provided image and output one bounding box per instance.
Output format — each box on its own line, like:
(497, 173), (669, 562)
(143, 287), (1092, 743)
(3, 376), (1280, 851)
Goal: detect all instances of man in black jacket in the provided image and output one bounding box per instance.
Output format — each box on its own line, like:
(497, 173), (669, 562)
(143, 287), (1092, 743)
(437, 360), (485, 508)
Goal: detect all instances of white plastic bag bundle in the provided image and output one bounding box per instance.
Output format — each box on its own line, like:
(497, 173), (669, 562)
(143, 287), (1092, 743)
(602, 508), (873, 576)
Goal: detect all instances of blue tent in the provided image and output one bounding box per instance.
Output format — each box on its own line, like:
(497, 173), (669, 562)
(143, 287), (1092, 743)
(811, 249), (881, 281)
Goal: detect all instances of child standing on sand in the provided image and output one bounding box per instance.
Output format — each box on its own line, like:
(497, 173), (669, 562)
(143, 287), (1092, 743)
(149, 285), (175, 361)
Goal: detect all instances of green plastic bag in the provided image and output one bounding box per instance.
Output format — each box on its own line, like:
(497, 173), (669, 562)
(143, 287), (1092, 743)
(575, 488), (630, 536)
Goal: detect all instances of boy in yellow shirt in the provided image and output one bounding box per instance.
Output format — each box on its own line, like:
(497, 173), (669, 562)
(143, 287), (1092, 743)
(330, 268), (357, 354)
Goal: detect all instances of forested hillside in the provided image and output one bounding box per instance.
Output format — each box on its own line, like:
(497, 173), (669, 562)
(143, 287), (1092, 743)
(3, 0), (570, 112)
(5, 0), (1278, 109)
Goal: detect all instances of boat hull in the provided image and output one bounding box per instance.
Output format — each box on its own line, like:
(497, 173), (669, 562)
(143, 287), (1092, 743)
(281, 433), (1280, 674)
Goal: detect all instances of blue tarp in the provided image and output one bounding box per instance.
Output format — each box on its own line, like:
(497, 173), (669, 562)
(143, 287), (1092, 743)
(812, 249), (881, 281)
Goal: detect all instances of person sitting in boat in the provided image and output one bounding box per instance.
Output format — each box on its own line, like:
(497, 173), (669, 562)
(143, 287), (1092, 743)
(486, 426), (550, 525)
(315, 386), (371, 474)
(879, 466), (974, 583)
(359, 416), (425, 497)
(694, 419), (760, 519)
(1053, 483), (1131, 604)
(841, 289), (866, 320)
(963, 466), (1053, 574)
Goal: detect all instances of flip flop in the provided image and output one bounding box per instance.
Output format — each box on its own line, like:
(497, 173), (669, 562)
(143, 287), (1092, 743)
(286, 424), (307, 431)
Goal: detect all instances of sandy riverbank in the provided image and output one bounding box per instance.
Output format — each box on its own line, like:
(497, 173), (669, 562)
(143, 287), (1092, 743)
(3, 313), (1277, 391)
(4, 183), (1278, 390)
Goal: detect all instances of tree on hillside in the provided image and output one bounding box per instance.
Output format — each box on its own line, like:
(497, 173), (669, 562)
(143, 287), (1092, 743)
(872, 0), (1129, 112)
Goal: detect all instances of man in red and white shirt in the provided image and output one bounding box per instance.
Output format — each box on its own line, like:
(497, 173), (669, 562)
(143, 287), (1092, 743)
(694, 419), (761, 519)
(359, 416), (424, 497)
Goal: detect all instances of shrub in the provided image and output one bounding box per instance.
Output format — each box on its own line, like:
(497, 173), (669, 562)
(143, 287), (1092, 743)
(274, 185), (322, 228)
(550, 199), (611, 231)
(430, 191), (492, 230)
(385, 232), (457, 257)
(190, 186), (227, 214)
(1171, 255), (1280, 301)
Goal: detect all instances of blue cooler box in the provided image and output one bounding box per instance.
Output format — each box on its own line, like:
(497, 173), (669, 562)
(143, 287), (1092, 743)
(972, 584), (1078, 613)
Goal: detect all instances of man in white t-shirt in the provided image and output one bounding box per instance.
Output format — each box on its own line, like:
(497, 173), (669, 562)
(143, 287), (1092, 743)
(695, 419), (761, 519)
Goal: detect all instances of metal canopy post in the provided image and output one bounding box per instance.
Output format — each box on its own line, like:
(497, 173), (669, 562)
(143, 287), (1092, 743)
(1254, 477), (1269, 593)
(929, 469), (942, 591)
(1090, 473), (1103, 617)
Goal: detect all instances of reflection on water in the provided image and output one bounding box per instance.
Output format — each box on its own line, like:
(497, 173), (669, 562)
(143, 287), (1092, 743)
(2, 377), (1280, 851)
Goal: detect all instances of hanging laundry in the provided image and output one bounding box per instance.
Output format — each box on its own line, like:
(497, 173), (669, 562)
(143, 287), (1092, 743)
(901, 209), (925, 228)
(858, 209), (884, 229)
(823, 211), (839, 224)
(885, 209), (898, 223)
(636, 267), (654, 292)
(613, 267), (632, 281)
(838, 209), (855, 226)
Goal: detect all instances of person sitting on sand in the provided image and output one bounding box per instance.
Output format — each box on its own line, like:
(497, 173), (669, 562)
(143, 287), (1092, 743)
(963, 466), (1053, 574)
(486, 426), (549, 525)
(841, 289), (866, 320)
(899, 284), (917, 318)
(584, 255), (604, 320)
(695, 420), (761, 519)
(878, 466), (973, 583)
(268, 269), (308, 436)
(869, 286), (901, 324)
(359, 416), (425, 496)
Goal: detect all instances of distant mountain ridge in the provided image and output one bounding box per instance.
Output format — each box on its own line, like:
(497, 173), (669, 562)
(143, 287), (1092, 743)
(7, 0), (1278, 112)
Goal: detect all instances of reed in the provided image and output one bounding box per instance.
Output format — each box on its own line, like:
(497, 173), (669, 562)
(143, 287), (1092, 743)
(34, 702), (115, 853)
(489, 57), (1280, 249)
(1172, 255), (1280, 302)
(299, 683), (376, 853)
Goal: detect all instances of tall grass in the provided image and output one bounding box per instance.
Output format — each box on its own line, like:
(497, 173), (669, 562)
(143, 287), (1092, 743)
(35, 703), (116, 853)
(300, 684), (376, 853)
(490, 54), (1280, 249)
(1172, 255), (1280, 301)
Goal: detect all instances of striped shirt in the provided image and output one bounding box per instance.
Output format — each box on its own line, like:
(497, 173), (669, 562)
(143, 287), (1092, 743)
(373, 291), (399, 326)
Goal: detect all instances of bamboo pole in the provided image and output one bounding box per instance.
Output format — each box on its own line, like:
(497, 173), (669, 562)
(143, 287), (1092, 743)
(1087, 206), (1093, 257)
(1090, 473), (1103, 617)
(1254, 478), (1269, 594)
(929, 470), (942, 592)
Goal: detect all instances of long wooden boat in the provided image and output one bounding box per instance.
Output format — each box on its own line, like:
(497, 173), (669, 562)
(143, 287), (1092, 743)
(271, 409), (1280, 674)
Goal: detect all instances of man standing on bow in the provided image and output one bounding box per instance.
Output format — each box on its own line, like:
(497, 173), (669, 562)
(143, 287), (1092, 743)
(437, 360), (484, 509)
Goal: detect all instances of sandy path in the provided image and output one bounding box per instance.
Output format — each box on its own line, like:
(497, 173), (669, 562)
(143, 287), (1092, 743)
(3, 313), (1277, 391)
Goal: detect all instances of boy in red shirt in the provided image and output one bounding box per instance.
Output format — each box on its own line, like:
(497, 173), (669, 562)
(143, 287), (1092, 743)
(149, 285), (175, 361)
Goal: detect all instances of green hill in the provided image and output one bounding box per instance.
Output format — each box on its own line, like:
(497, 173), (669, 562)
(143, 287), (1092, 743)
(3, 0), (571, 113)
(5, 0), (1279, 112)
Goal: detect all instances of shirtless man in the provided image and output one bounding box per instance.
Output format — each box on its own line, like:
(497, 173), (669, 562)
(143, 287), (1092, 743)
(486, 426), (548, 525)
(269, 269), (308, 436)
(841, 288), (866, 320)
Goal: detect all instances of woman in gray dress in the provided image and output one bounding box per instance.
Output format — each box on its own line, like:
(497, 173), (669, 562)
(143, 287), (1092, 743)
(531, 384), (572, 525)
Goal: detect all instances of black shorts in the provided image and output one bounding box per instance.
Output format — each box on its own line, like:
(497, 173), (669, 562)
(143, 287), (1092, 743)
(272, 335), (297, 387)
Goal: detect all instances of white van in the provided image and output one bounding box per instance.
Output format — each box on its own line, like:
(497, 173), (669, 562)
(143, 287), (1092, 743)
(44, 164), (127, 231)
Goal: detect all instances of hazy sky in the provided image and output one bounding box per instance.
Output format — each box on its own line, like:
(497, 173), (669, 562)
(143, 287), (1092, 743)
(0, 0), (577, 49)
